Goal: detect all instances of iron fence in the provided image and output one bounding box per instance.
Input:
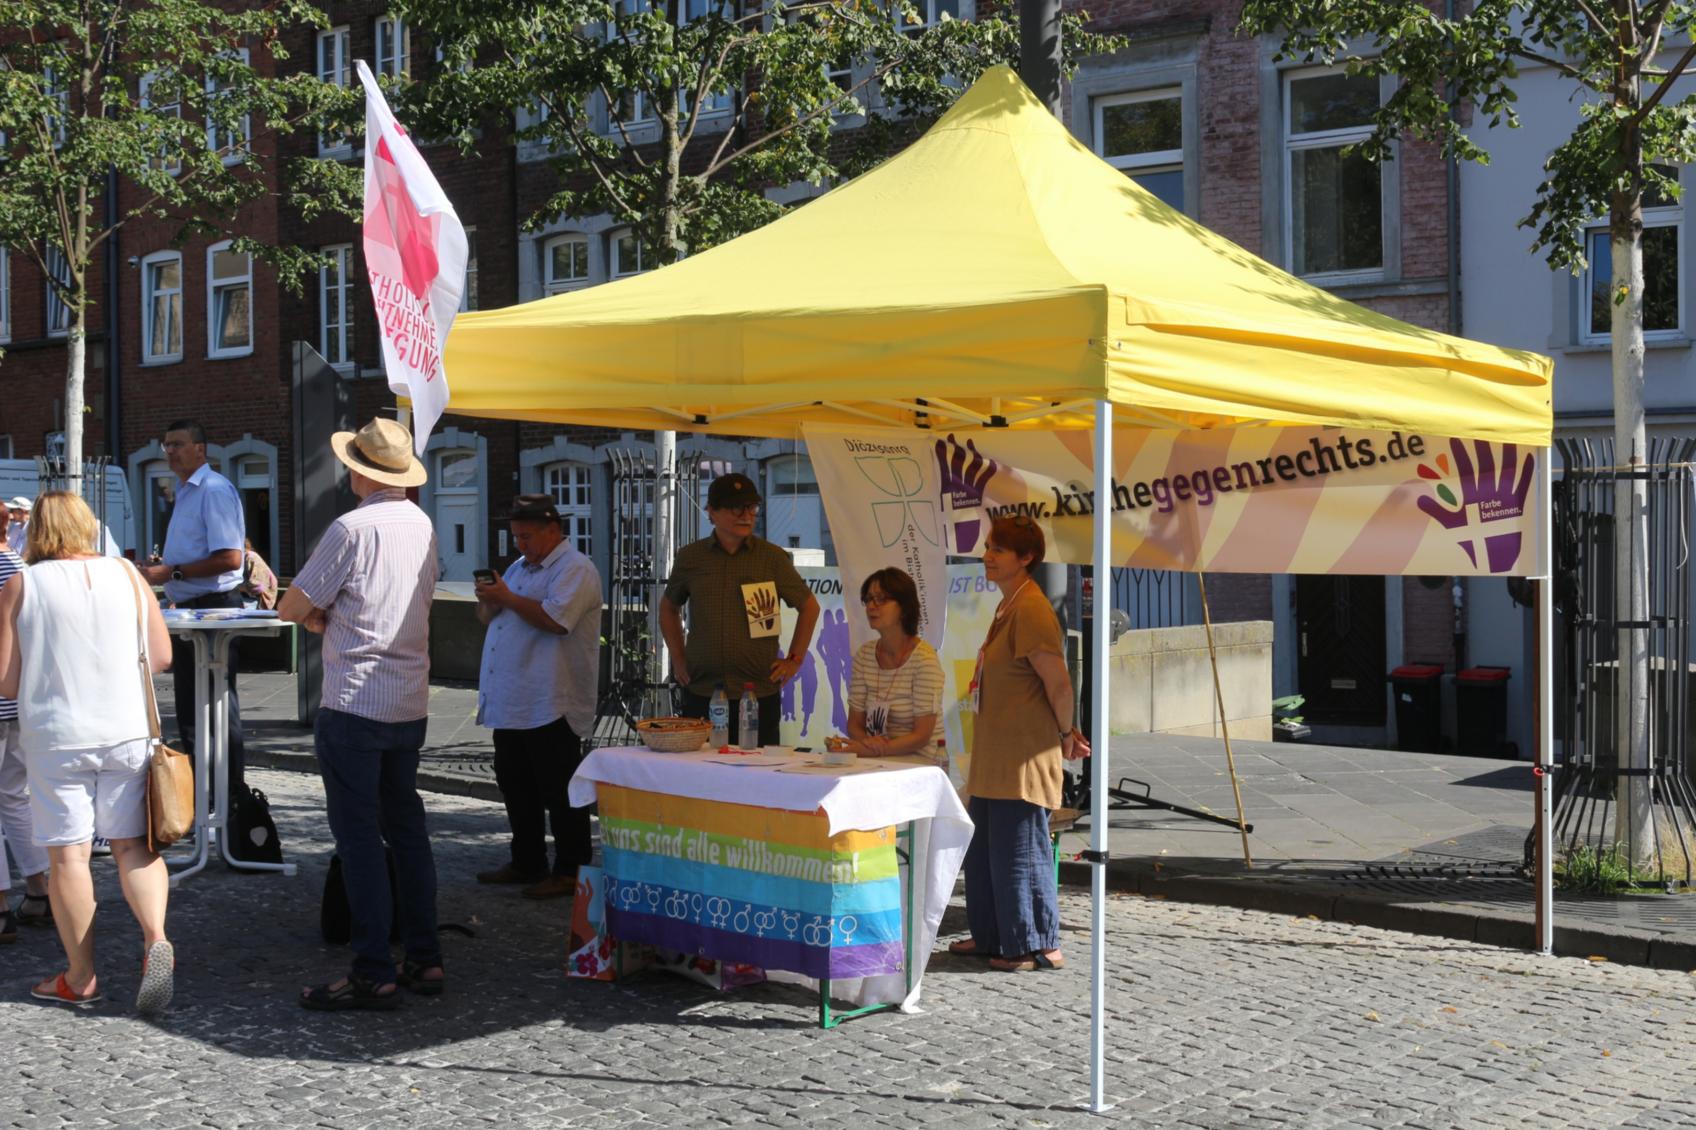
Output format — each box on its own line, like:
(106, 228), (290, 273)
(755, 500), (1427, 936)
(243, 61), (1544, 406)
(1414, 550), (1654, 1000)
(1534, 436), (1696, 885)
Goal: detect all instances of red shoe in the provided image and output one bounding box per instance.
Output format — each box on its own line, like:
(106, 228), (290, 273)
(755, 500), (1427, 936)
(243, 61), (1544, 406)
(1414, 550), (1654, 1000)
(31, 972), (101, 1006)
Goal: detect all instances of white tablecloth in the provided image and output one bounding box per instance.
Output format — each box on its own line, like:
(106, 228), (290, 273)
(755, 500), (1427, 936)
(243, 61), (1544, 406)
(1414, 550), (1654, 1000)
(571, 746), (974, 1010)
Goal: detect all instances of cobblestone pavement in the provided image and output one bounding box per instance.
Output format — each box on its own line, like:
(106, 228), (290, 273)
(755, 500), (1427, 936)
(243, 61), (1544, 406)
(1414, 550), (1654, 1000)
(3, 770), (1693, 1128)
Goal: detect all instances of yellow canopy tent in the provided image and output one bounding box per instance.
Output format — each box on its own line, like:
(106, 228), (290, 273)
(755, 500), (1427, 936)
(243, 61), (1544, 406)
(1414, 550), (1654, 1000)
(445, 66), (1550, 443)
(442, 65), (1556, 1112)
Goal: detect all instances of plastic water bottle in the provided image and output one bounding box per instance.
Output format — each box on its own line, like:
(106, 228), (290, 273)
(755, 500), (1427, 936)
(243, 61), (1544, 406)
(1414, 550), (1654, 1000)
(709, 685), (730, 749)
(738, 682), (761, 750)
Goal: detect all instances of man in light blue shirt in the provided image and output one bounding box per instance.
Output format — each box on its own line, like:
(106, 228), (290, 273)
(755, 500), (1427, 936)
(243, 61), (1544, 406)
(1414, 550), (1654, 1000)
(137, 419), (249, 802)
(473, 494), (603, 900)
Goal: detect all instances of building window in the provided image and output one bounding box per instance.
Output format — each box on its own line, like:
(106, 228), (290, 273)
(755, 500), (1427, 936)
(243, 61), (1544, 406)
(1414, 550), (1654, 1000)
(460, 228), (479, 312)
(0, 247), (9, 344)
(612, 230), (649, 277)
(139, 71), (182, 175)
(317, 28), (352, 158)
(376, 16), (411, 79)
(43, 65), (68, 148)
(141, 251), (183, 364)
(206, 241), (252, 358)
(142, 460), (176, 558)
(1284, 70), (1383, 279)
(906, 0), (960, 32)
(234, 454), (274, 563)
(545, 462), (594, 555)
(319, 244), (354, 367)
(46, 245), (70, 338)
(542, 234), (589, 294)
(1584, 167), (1682, 343)
(1094, 89), (1184, 213)
(204, 48), (251, 163)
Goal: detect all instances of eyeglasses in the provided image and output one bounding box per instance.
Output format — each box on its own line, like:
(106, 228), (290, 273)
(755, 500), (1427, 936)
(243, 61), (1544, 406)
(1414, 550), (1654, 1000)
(861, 593), (892, 607)
(718, 504), (759, 517)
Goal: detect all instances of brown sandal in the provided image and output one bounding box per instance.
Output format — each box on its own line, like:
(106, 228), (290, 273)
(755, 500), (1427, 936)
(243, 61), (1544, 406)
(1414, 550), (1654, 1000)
(989, 954), (1037, 973)
(947, 939), (990, 957)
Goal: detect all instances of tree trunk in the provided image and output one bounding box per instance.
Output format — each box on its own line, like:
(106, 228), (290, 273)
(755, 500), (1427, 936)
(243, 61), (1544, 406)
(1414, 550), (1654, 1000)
(63, 308), (86, 499)
(1610, 195), (1653, 871)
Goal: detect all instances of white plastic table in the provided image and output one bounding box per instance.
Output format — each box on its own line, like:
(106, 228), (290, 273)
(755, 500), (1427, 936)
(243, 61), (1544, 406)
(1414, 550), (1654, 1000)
(162, 613), (298, 885)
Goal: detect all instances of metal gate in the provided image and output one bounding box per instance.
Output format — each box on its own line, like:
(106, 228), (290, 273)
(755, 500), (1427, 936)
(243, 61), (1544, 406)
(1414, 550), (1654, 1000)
(1535, 436), (1696, 884)
(592, 449), (711, 748)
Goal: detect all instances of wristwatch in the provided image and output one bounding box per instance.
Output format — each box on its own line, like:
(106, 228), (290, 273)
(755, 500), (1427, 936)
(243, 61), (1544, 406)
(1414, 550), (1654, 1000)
(170, 567), (184, 582)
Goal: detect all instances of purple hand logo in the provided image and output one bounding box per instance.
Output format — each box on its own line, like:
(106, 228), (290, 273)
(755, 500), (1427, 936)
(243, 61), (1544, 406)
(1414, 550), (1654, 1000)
(935, 433), (999, 554)
(1415, 439), (1535, 572)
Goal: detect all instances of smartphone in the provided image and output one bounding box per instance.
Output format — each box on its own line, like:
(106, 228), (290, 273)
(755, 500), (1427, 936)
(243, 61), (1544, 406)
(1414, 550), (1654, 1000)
(473, 568), (497, 585)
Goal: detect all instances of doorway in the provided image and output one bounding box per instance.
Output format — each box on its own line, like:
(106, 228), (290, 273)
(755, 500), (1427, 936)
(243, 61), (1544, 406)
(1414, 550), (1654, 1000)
(1296, 575), (1387, 726)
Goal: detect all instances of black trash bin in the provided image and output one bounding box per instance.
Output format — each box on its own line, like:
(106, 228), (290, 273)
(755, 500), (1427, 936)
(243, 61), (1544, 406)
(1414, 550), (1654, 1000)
(1455, 666), (1512, 757)
(1390, 664), (1444, 753)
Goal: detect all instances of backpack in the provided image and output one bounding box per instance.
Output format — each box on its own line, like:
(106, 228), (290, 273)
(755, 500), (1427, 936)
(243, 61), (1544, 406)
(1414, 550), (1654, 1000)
(321, 849), (400, 945)
(227, 785), (284, 866)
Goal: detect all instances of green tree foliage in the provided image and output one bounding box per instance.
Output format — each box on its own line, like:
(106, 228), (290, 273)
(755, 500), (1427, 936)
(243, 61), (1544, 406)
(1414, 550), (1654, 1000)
(0, 0), (362, 471)
(393, 0), (1122, 259)
(1239, 1), (1696, 870)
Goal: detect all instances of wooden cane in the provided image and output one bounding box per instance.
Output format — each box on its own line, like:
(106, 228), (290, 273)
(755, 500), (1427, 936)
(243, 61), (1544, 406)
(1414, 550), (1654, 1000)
(1197, 573), (1253, 869)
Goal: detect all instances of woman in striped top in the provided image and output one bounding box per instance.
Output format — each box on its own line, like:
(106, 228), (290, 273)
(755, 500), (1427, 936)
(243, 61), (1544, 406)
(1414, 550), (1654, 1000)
(842, 568), (944, 757)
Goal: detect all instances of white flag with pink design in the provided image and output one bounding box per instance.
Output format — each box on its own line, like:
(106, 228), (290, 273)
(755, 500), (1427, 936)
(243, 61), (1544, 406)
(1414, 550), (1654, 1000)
(357, 59), (466, 454)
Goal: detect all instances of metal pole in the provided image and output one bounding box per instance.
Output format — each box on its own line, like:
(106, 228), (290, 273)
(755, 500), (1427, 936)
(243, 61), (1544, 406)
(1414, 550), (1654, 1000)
(1018, 0), (1062, 113)
(1536, 451), (1555, 955)
(1087, 400), (1112, 1113)
(1197, 573), (1253, 868)
(654, 431), (677, 712)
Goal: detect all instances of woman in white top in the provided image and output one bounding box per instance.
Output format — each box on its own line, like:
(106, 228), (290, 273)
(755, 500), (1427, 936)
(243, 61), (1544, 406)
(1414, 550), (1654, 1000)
(842, 568), (945, 757)
(0, 492), (175, 1012)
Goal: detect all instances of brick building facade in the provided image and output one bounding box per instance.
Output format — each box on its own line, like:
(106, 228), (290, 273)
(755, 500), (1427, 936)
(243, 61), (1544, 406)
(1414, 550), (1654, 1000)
(0, 0), (1469, 737)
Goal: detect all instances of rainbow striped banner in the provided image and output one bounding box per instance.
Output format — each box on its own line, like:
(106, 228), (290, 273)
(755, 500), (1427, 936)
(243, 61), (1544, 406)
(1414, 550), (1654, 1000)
(598, 784), (904, 980)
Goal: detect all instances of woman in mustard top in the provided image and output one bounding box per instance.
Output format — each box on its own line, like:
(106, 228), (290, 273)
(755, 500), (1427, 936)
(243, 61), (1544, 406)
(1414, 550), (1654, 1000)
(949, 517), (1089, 972)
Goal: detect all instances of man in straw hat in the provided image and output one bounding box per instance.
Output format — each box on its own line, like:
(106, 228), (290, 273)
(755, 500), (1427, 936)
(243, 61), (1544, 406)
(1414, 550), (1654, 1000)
(280, 417), (444, 1011)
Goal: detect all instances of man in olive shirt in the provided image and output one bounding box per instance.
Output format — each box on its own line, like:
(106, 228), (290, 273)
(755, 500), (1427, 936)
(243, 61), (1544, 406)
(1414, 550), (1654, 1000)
(659, 473), (820, 746)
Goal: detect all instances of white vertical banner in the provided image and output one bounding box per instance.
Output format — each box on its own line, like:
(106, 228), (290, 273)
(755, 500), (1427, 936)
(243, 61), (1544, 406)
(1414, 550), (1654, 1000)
(357, 59), (466, 453)
(802, 424), (948, 654)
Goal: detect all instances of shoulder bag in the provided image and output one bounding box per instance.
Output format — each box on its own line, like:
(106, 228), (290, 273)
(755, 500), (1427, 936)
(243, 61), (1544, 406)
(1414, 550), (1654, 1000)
(124, 563), (195, 852)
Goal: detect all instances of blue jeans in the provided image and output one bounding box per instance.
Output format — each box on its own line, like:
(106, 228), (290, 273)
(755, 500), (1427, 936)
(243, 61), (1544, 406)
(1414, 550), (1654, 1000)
(963, 795), (1059, 958)
(315, 708), (439, 985)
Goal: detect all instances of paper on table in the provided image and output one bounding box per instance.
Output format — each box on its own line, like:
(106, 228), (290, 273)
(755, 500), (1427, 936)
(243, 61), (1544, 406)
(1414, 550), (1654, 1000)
(702, 756), (792, 767)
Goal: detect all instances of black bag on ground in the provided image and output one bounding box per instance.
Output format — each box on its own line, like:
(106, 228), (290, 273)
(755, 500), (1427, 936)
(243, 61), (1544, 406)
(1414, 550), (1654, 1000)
(320, 848), (401, 945)
(227, 785), (284, 866)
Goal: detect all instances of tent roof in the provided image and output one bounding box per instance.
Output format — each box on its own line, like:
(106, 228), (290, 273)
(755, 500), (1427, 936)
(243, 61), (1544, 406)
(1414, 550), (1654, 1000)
(443, 66), (1552, 445)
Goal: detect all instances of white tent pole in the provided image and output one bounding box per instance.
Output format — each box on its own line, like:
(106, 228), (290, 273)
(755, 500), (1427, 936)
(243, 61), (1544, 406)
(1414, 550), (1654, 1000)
(1088, 399), (1112, 1113)
(1535, 450), (1555, 955)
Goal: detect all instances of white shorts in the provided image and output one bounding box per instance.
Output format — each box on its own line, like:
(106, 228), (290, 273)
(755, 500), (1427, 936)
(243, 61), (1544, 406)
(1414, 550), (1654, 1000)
(26, 737), (153, 846)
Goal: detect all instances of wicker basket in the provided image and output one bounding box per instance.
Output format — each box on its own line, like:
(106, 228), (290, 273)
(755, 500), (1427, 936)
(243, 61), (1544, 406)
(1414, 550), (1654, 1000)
(636, 716), (712, 753)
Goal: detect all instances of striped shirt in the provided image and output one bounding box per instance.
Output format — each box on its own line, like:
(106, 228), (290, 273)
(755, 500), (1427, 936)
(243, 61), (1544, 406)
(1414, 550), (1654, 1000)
(0, 547), (21, 722)
(291, 489), (438, 723)
(847, 638), (944, 738)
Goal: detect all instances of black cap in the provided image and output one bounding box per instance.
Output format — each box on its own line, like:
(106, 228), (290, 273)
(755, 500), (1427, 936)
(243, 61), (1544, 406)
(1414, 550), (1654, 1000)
(707, 473), (761, 509)
(507, 493), (562, 523)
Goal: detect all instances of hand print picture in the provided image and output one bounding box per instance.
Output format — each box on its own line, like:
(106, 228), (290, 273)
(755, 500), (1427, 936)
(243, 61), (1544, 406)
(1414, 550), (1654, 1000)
(742, 581), (780, 638)
(1416, 438), (1536, 573)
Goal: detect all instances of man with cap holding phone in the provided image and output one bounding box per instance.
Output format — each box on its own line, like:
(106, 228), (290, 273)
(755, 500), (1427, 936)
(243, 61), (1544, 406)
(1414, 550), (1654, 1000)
(471, 493), (603, 900)
(660, 472), (820, 746)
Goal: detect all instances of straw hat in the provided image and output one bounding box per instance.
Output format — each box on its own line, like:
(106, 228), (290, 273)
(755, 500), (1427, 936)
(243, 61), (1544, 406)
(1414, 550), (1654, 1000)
(329, 418), (427, 488)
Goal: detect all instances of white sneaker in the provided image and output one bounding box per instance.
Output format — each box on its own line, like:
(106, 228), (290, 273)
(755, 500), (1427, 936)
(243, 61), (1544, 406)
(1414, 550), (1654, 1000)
(90, 837), (112, 857)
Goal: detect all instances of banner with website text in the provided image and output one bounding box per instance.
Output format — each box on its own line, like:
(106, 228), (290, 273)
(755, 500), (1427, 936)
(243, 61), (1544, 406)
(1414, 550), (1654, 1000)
(804, 423), (1546, 578)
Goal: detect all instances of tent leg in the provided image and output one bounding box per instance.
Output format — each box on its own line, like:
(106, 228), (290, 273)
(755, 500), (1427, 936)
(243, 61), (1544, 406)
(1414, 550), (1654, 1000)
(1087, 400), (1112, 1114)
(1197, 574), (1253, 869)
(1535, 453), (1555, 956)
